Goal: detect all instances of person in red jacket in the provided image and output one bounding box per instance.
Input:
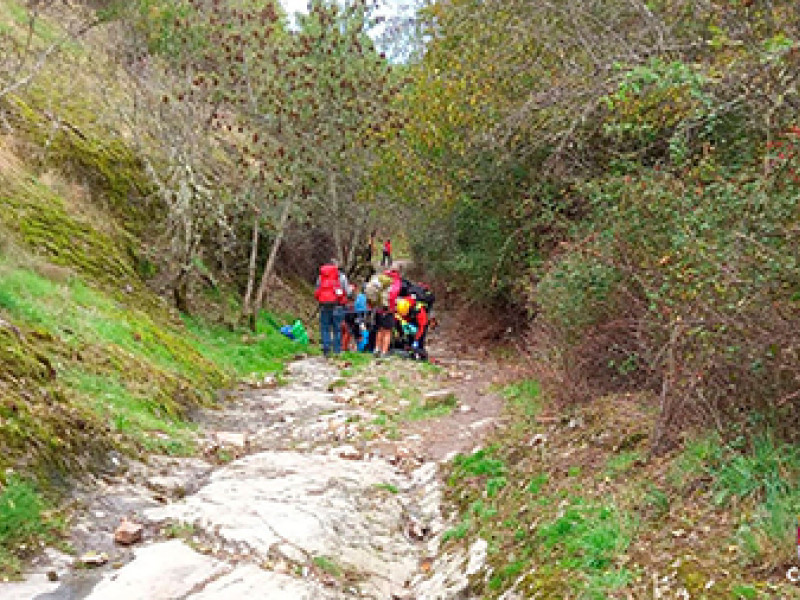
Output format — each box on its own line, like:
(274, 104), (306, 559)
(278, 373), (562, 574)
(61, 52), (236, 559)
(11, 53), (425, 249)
(314, 259), (349, 356)
(381, 238), (392, 267)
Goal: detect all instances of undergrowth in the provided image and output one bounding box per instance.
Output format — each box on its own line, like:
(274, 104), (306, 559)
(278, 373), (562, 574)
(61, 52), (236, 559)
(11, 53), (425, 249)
(440, 378), (800, 598)
(670, 433), (800, 571)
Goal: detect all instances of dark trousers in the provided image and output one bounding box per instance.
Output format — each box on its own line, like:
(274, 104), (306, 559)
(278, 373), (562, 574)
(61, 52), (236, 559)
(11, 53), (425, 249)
(319, 304), (343, 355)
(381, 250), (391, 266)
(413, 328), (428, 360)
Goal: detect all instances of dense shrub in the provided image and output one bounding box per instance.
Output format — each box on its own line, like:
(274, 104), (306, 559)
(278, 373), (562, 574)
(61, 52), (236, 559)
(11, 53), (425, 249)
(534, 138), (800, 446)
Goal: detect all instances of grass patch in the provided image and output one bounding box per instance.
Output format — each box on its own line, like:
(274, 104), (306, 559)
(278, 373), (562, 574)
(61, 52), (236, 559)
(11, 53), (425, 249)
(442, 519), (470, 543)
(161, 521), (196, 540)
(527, 473), (549, 494)
(0, 476), (63, 577)
(731, 584), (758, 599)
(312, 555), (342, 578)
(374, 482), (399, 494)
(712, 436), (800, 568)
(667, 434), (722, 489)
(63, 370), (197, 455)
(0, 262), (221, 386)
(538, 498), (633, 571)
(402, 396), (457, 421)
(500, 378), (541, 418)
(488, 559), (526, 590)
(337, 351), (373, 371)
(0, 254), (299, 384)
(184, 312), (299, 378)
(604, 450), (643, 479)
(668, 433), (800, 568)
(641, 483), (670, 520)
(419, 361), (444, 376)
(537, 497), (636, 597)
(449, 446), (506, 482)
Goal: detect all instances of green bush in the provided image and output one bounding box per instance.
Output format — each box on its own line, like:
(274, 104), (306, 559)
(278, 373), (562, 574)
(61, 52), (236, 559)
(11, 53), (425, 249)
(534, 158), (800, 441)
(536, 253), (621, 342)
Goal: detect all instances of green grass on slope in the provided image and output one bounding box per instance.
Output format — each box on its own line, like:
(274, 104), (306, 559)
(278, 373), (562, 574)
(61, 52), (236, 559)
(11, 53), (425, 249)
(62, 370), (197, 456)
(0, 476), (65, 578)
(183, 313), (301, 378)
(0, 256), (302, 574)
(0, 257), (301, 458)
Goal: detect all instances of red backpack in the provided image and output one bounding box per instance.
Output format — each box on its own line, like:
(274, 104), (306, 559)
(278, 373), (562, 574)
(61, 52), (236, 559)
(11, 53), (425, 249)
(315, 264), (344, 304)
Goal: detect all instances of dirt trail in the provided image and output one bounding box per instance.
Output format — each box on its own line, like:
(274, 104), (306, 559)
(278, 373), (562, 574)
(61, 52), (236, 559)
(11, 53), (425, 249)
(2, 319), (504, 599)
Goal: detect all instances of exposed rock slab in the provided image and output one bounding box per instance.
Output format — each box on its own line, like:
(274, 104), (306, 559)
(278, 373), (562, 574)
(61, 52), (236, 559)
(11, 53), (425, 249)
(6, 357), (481, 600)
(145, 451), (417, 597)
(189, 564), (335, 600)
(0, 574), (60, 600)
(84, 540), (229, 600)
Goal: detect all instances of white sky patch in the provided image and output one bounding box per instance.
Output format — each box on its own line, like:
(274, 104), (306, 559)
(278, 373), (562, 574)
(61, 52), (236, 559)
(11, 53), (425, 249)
(280, 0), (310, 17)
(279, 0), (414, 22)
(279, 0), (419, 59)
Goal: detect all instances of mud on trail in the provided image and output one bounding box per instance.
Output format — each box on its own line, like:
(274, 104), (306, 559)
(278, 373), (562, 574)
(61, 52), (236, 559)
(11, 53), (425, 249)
(1, 326), (504, 599)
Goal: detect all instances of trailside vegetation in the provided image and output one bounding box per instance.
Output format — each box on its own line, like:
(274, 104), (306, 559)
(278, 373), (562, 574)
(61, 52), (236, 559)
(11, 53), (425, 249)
(379, 1), (800, 596)
(376, 0), (800, 446)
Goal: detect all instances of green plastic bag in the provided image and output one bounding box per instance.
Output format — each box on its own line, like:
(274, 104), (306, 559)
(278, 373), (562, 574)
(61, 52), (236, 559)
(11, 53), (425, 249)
(291, 319), (308, 344)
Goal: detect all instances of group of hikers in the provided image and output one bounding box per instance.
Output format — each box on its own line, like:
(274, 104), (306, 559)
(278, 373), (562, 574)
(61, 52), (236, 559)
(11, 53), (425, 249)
(313, 250), (434, 361)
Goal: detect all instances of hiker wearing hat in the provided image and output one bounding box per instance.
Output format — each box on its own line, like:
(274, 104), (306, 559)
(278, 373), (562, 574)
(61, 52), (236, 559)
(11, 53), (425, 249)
(396, 296), (429, 360)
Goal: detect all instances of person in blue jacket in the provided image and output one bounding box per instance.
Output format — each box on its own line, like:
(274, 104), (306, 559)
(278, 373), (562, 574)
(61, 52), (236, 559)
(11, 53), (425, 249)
(354, 286), (369, 350)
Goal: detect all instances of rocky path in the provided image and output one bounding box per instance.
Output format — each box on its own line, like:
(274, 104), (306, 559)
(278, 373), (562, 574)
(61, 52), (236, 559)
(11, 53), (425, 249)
(3, 347), (503, 600)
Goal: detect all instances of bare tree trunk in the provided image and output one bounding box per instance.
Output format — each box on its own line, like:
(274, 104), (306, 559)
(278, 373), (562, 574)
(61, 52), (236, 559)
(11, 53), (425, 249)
(173, 266), (190, 314)
(345, 209), (366, 276)
(242, 212), (260, 330)
(173, 236), (197, 314)
(329, 172), (344, 264)
(345, 226), (360, 275)
(253, 196), (293, 322)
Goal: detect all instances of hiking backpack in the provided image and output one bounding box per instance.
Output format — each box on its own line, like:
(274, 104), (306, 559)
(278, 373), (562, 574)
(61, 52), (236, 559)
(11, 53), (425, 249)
(399, 278), (435, 310)
(386, 271), (402, 311)
(364, 274), (385, 306)
(314, 264), (345, 304)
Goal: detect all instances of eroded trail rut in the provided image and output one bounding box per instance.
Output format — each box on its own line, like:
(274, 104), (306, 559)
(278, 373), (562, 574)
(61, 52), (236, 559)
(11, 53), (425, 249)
(7, 353), (501, 600)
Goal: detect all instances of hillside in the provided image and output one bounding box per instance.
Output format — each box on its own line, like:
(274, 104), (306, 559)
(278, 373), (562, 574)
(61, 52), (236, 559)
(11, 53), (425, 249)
(0, 1), (308, 575)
